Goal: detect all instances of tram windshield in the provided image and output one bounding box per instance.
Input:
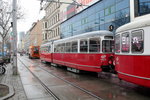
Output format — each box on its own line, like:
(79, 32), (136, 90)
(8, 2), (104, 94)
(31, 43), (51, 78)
(34, 47), (39, 53)
(102, 40), (114, 53)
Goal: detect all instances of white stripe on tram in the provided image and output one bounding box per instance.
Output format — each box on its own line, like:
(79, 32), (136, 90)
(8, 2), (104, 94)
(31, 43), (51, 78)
(53, 59), (100, 68)
(118, 71), (150, 80)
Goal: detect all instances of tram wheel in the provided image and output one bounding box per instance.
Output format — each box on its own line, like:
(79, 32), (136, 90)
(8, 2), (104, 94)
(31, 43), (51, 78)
(119, 78), (122, 82)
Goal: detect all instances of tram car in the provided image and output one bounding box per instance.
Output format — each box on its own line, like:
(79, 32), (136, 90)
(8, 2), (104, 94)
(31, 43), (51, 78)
(29, 46), (40, 59)
(40, 42), (53, 62)
(115, 18), (150, 87)
(40, 31), (114, 73)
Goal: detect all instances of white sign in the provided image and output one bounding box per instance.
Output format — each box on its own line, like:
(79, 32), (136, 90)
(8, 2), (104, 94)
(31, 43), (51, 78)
(76, 0), (99, 13)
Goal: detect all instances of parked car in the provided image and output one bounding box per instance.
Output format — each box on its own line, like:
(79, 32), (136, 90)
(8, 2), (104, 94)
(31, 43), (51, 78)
(0, 52), (11, 63)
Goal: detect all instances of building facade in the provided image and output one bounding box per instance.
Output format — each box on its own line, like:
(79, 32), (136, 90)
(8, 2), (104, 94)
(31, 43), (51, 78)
(22, 20), (43, 54)
(29, 20), (43, 46)
(60, 0), (150, 39)
(22, 31), (30, 54)
(42, 2), (61, 43)
(18, 31), (25, 52)
(61, 0), (130, 38)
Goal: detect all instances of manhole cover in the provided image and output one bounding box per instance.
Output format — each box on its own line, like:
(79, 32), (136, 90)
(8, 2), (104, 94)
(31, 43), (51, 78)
(0, 84), (9, 97)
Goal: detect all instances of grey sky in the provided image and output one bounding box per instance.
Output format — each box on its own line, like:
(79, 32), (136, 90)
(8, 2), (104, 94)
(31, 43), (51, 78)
(17, 0), (44, 33)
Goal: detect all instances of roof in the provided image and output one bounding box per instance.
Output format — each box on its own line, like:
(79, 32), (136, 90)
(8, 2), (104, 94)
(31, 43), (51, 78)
(54, 30), (113, 44)
(116, 18), (150, 33)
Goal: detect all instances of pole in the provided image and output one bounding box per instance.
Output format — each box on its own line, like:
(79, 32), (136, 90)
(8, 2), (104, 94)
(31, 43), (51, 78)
(12, 0), (18, 75)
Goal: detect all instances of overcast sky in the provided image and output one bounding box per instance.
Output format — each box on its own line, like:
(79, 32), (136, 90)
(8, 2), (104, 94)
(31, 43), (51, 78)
(17, 0), (45, 33)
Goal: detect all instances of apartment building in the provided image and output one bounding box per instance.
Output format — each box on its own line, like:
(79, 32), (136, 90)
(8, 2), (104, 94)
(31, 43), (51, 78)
(29, 20), (43, 46)
(43, 2), (61, 43)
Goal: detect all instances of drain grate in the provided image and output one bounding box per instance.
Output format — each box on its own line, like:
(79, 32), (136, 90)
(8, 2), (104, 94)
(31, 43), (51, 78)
(0, 84), (9, 97)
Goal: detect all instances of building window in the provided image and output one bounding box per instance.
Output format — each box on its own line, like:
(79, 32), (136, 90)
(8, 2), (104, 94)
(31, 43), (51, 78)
(45, 33), (47, 40)
(81, 17), (88, 25)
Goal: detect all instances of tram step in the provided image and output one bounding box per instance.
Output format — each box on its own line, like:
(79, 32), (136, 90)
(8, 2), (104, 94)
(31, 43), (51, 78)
(67, 67), (80, 73)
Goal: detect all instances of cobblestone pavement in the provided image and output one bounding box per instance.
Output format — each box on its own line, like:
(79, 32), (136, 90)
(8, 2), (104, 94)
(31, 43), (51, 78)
(0, 63), (27, 100)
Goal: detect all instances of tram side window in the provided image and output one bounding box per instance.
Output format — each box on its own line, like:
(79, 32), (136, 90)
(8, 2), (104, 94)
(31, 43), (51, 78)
(115, 35), (120, 53)
(66, 42), (72, 52)
(48, 45), (51, 53)
(102, 40), (114, 53)
(72, 41), (78, 52)
(54, 45), (57, 52)
(40, 47), (42, 53)
(59, 43), (65, 53)
(43, 47), (46, 53)
(121, 33), (130, 53)
(54, 44), (59, 53)
(80, 39), (88, 53)
(62, 43), (65, 52)
(89, 38), (100, 52)
(46, 46), (48, 53)
(58, 44), (61, 53)
(131, 30), (144, 53)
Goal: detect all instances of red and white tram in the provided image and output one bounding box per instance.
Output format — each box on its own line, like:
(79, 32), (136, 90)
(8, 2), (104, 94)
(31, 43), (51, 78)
(40, 42), (53, 63)
(115, 18), (150, 87)
(40, 31), (114, 73)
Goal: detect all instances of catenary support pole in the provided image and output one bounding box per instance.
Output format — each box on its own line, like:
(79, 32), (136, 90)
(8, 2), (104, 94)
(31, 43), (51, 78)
(12, 0), (18, 75)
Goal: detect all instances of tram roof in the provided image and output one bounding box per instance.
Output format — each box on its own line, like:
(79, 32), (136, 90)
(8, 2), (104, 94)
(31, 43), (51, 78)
(54, 30), (113, 44)
(41, 41), (52, 47)
(116, 18), (150, 33)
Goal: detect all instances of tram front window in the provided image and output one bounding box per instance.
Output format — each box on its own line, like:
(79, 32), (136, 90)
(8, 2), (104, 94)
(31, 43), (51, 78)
(115, 35), (120, 53)
(102, 40), (114, 53)
(34, 47), (39, 53)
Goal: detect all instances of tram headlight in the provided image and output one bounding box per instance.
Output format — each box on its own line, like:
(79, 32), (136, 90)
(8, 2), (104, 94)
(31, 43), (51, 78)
(108, 60), (112, 65)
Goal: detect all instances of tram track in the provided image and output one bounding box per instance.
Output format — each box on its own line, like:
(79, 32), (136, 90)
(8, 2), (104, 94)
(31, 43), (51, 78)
(21, 57), (103, 100)
(18, 58), (60, 100)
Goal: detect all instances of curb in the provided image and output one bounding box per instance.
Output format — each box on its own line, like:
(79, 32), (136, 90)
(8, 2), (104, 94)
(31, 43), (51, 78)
(0, 84), (15, 100)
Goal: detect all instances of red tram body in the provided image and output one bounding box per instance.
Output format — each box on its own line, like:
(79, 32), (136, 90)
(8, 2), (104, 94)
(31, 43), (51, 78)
(40, 42), (53, 62)
(52, 53), (113, 72)
(40, 31), (114, 73)
(29, 46), (40, 59)
(115, 18), (150, 87)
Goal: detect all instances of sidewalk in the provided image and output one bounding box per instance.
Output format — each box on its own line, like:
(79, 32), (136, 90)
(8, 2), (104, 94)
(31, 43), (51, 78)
(0, 63), (27, 100)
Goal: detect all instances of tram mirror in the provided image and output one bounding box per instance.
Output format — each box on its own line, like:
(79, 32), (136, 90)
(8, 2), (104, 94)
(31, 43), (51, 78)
(109, 25), (114, 32)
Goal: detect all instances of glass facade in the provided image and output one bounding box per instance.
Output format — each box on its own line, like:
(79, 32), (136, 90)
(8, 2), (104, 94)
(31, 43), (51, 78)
(60, 0), (130, 38)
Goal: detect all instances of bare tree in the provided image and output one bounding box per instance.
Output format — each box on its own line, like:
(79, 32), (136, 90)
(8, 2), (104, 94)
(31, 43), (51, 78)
(0, 0), (23, 58)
